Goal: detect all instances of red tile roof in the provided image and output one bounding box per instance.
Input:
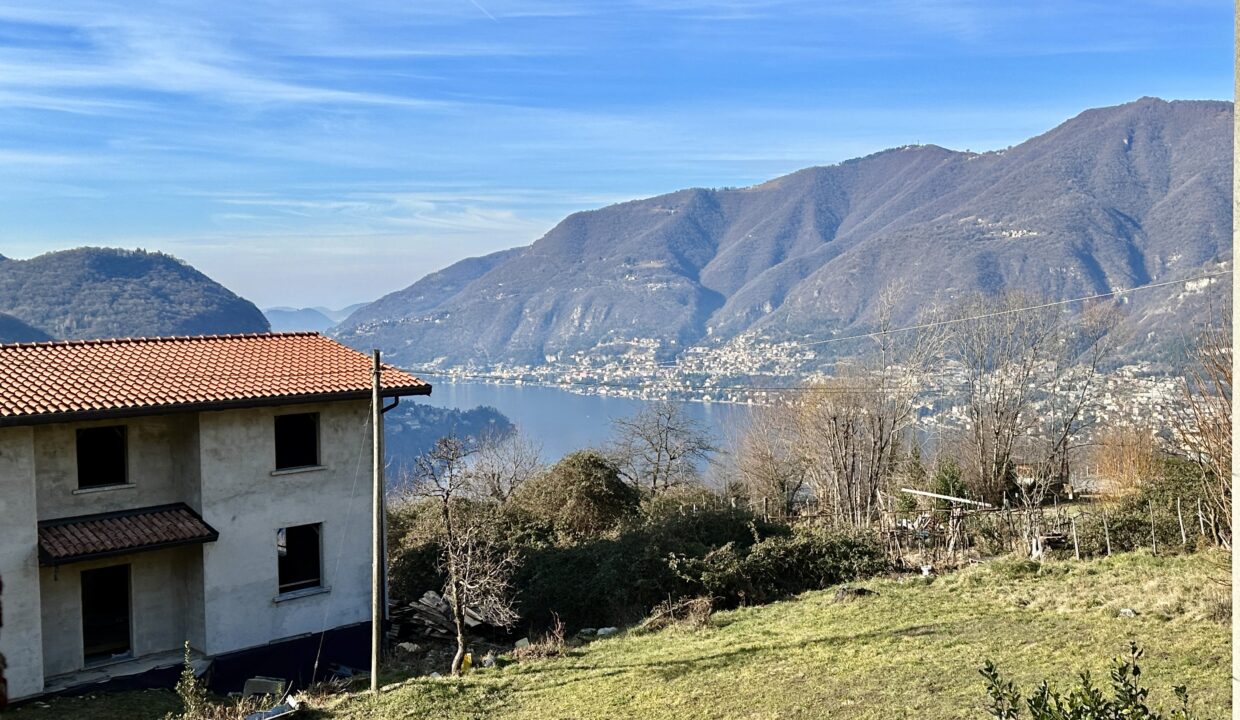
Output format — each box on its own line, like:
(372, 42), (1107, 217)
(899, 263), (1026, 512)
(0, 332), (429, 424)
(38, 503), (219, 566)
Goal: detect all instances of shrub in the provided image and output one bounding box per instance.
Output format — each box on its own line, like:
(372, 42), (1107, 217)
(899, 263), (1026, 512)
(720, 527), (886, 604)
(512, 451), (641, 542)
(514, 508), (778, 630)
(512, 614), (567, 662)
(677, 526), (887, 606)
(980, 643), (1211, 719)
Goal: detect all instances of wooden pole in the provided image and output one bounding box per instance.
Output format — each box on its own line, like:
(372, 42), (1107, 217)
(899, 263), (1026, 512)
(1071, 516), (1080, 560)
(371, 349), (383, 693)
(1177, 497), (1187, 546)
(1102, 508), (1112, 556)
(1149, 501), (1157, 556)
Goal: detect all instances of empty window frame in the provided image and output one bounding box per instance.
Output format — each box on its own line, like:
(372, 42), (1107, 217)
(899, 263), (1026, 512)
(277, 523), (322, 594)
(76, 425), (128, 489)
(274, 412), (320, 470)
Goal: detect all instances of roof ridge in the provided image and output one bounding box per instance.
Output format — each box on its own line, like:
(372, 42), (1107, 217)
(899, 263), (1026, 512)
(0, 331), (324, 350)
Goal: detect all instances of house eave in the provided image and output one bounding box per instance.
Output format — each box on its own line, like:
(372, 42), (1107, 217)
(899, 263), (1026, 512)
(0, 384), (432, 428)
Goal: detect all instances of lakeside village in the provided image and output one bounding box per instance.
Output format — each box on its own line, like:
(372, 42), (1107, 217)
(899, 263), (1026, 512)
(420, 333), (1185, 428)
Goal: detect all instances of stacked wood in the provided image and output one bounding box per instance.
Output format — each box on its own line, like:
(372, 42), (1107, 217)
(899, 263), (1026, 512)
(388, 591), (496, 641)
(389, 591), (455, 640)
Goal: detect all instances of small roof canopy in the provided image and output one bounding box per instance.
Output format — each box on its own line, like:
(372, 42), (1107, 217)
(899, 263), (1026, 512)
(38, 503), (220, 566)
(0, 332), (430, 426)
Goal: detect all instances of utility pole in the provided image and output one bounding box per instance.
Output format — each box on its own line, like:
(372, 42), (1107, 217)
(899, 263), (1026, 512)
(371, 349), (383, 693)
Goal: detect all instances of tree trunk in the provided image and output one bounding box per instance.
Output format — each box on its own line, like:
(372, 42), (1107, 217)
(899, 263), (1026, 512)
(450, 590), (467, 675)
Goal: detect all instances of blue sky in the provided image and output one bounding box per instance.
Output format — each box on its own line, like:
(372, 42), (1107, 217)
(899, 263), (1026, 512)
(0, 0), (1231, 308)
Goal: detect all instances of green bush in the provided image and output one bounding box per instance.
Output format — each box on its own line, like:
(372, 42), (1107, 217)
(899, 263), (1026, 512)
(980, 643), (1210, 719)
(513, 508), (779, 630)
(511, 451), (641, 542)
(688, 526), (887, 605)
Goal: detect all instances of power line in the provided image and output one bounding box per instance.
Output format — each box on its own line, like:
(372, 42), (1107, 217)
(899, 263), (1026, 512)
(397, 269), (1230, 395)
(793, 269), (1232, 349)
(545, 268), (1233, 371)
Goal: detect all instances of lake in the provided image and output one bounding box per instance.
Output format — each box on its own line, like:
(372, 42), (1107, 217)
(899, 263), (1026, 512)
(417, 378), (752, 464)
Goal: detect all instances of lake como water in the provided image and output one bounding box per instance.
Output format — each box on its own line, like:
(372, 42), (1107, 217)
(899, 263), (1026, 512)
(417, 378), (752, 464)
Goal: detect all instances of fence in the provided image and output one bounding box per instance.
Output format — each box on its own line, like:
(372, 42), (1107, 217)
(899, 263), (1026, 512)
(669, 492), (1217, 569)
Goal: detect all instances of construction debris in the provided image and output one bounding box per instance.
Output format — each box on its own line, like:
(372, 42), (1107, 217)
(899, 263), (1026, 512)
(388, 590), (514, 642)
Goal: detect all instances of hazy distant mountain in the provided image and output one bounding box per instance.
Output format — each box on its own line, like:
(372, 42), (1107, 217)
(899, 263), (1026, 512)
(335, 98), (1232, 368)
(321, 303), (367, 323)
(265, 306), (336, 333)
(265, 303), (371, 332)
(0, 248), (270, 340)
(0, 312), (52, 343)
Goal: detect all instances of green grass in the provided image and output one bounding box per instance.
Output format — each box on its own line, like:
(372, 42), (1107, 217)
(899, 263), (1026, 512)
(8, 551), (1230, 720)
(327, 550), (1231, 720)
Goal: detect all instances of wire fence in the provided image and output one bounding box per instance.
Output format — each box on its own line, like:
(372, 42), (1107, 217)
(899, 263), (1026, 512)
(667, 491), (1221, 569)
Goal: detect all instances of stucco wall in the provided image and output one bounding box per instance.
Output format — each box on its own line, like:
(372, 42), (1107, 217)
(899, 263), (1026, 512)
(38, 546), (201, 679)
(0, 426), (42, 699)
(34, 414), (201, 521)
(198, 401), (373, 656)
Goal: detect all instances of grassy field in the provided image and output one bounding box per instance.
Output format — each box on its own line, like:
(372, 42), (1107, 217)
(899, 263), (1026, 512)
(9, 550), (1231, 720)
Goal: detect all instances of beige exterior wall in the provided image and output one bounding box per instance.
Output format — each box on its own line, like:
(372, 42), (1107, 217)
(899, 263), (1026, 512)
(34, 413), (202, 521)
(197, 400), (372, 656)
(1, 396), (375, 696)
(0, 426), (42, 700)
(38, 546), (203, 679)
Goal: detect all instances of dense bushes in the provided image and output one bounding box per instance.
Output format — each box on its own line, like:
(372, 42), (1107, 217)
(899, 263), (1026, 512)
(678, 527), (887, 606)
(388, 489), (886, 632)
(509, 450), (641, 542)
(513, 507), (785, 629)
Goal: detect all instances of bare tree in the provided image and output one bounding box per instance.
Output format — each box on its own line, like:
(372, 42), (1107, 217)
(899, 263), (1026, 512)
(403, 437), (518, 674)
(1173, 317), (1232, 546)
(610, 402), (716, 493)
(734, 402), (807, 517)
(471, 430), (543, 503)
(950, 294), (1120, 508)
(951, 292), (1062, 503)
(1019, 302), (1120, 507)
(793, 295), (945, 527)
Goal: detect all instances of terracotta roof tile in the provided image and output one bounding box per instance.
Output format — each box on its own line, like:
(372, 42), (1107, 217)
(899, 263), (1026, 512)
(0, 332), (429, 424)
(38, 503), (220, 565)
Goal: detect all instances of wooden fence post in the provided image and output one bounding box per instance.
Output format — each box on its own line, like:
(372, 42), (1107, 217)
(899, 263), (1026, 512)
(1101, 508), (1111, 556)
(1071, 516), (1080, 560)
(1176, 497), (1187, 546)
(1148, 502), (1157, 555)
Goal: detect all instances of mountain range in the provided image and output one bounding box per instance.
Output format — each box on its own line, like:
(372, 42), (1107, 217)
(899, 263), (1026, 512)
(263, 304), (367, 333)
(334, 98), (1232, 369)
(0, 248), (269, 340)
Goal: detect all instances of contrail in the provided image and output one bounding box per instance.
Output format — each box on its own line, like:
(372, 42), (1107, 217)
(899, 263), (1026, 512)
(468, 0), (499, 21)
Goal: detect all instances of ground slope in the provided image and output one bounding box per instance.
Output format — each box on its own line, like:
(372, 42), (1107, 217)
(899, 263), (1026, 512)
(328, 551), (1229, 720)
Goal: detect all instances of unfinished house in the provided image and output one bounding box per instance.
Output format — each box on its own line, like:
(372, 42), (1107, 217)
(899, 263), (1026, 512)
(0, 332), (430, 700)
